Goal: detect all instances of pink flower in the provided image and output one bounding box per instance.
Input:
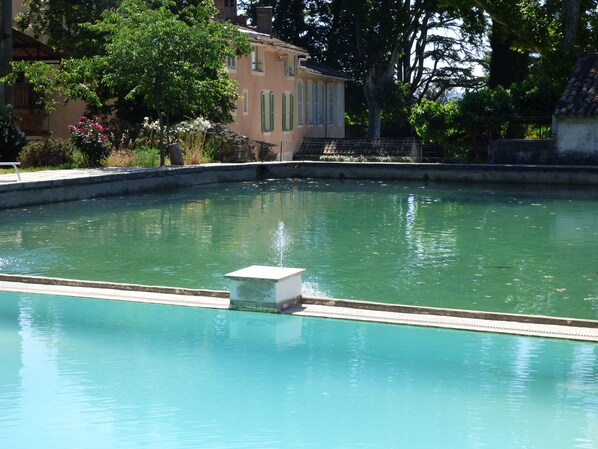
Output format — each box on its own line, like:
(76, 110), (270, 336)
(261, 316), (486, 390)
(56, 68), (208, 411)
(91, 123), (103, 132)
(79, 116), (89, 123)
(68, 125), (76, 132)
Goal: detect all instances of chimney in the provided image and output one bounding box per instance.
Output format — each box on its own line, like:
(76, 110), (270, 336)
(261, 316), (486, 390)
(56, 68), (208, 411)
(214, 1), (237, 21)
(255, 6), (273, 36)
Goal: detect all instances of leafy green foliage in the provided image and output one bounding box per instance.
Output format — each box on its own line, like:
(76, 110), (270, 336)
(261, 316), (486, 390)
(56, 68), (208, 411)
(19, 138), (76, 168)
(410, 77), (558, 161)
(0, 105), (28, 162)
(409, 98), (461, 149)
(474, 0), (598, 82)
(16, 0), (121, 58)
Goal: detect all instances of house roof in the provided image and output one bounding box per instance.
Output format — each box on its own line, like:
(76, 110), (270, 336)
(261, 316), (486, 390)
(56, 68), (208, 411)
(300, 59), (352, 81)
(237, 26), (307, 55)
(554, 53), (598, 117)
(12, 28), (60, 62)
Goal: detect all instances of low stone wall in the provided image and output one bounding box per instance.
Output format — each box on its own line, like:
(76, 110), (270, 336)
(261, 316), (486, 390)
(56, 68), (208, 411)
(488, 139), (555, 164)
(0, 164), (257, 209)
(295, 137), (442, 162)
(1, 162), (597, 209)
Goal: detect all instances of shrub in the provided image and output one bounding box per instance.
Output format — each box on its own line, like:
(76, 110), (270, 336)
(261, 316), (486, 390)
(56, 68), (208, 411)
(203, 123), (256, 163)
(104, 149), (136, 167)
(134, 146), (159, 166)
(68, 116), (111, 167)
(19, 138), (75, 168)
(0, 105), (27, 162)
(104, 146), (160, 167)
(258, 144), (278, 162)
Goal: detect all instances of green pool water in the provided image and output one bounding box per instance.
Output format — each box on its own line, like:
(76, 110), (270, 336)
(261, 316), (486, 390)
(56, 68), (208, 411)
(0, 292), (596, 449)
(0, 179), (596, 319)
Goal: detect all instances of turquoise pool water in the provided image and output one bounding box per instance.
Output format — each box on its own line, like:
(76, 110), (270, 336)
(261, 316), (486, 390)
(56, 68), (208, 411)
(0, 291), (596, 449)
(0, 179), (596, 319)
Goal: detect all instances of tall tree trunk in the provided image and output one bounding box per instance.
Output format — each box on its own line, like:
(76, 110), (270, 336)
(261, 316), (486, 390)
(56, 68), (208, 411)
(562, 0), (580, 53)
(364, 74), (382, 138)
(488, 20), (528, 88)
(0, 0), (14, 106)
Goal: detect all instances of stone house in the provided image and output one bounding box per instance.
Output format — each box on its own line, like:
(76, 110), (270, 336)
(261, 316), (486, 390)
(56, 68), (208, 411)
(216, 3), (350, 160)
(553, 53), (598, 163)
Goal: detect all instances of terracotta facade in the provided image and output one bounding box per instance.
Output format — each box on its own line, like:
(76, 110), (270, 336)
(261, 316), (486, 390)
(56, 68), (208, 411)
(227, 27), (348, 160)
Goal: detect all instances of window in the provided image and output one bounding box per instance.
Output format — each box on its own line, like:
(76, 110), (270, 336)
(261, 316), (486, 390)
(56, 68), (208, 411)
(242, 88), (249, 116)
(305, 81), (312, 125)
(314, 82), (326, 125)
(282, 92), (294, 131)
(337, 83), (343, 126)
(252, 47), (264, 73)
(320, 83), (326, 125)
(313, 82), (320, 124)
(297, 81), (303, 126)
(328, 83), (334, 125)
(226, 55), (236, 70)
(284, 55), (298, 77)
(261, 90), (274, 132)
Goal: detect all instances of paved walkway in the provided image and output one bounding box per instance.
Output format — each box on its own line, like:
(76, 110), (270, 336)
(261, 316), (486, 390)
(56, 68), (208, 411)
(0, 166), (165, 184)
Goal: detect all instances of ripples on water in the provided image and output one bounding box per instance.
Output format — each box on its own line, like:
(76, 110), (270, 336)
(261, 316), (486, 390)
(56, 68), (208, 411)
(0, 179), (596, 319)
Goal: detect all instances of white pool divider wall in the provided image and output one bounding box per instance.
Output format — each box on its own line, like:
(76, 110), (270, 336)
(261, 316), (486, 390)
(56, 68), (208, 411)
(226, 265), (305, 312)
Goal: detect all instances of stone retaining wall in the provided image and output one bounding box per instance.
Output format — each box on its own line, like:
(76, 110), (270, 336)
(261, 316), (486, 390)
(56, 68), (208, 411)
(1, 162), (597, 209)
(295, 138), (442, 162)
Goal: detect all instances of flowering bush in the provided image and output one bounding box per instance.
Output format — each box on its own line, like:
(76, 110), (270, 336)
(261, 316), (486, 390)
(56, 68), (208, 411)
(68, 116), (110, 166)
(141, 117), (211, 164)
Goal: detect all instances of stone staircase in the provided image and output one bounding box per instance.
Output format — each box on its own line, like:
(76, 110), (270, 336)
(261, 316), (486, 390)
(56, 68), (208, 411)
(294, 138), (442, 162)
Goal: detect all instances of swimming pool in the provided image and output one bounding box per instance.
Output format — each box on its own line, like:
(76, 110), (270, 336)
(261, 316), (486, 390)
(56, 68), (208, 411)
(0, 179), (596, 319)
(0, 291), (596, 449)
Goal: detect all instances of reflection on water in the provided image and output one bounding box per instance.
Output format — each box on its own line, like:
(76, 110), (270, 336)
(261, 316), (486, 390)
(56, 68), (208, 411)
(0, 292), (596, 449)
(0, 179), (596, 319)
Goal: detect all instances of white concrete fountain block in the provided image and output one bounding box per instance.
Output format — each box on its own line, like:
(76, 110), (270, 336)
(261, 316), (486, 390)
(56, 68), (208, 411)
(226, 265), (305, 311)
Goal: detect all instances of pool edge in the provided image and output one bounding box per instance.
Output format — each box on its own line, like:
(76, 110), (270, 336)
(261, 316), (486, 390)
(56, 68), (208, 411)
(1, 274), (596, 342)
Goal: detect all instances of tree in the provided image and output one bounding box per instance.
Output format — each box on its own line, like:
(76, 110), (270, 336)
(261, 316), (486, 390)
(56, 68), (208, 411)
(7, 0), (250, 165)
(16, 0), (235, 57)
(487, 19), (528, 88)
(339, 0), (484, 138)
(16, 0), (121, 58)
(472, 0), (598, 82)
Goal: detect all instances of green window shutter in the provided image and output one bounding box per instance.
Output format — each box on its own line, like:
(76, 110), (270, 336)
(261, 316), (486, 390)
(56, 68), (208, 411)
(282, 93), (287, 131)
(261, 91), (266, 133)
(269, 92), (275, 131)
(290, 93), (294, 130)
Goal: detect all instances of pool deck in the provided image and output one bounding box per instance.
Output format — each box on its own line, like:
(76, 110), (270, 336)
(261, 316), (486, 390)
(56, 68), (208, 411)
(1, 275), (596, 342)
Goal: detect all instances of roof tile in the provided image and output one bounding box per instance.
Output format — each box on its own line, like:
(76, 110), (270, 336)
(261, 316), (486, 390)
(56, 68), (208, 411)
(554, 53), (598, 117)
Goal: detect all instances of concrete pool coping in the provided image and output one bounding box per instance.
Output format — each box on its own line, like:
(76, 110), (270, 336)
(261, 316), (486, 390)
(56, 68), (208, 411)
(1, 162), (598, 209)
(1, 274), (596, 342)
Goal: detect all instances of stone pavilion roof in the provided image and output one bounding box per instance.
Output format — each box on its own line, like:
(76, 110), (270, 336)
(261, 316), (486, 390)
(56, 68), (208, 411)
(554, 53), (598, 117)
